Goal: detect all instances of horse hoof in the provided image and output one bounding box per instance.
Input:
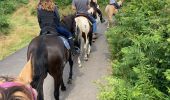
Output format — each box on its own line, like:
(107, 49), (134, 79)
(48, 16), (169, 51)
(93, 35), (97, 39)
(67, 79), (72, 84)
(79, 64), (82, 68)
(61, 86), (66, 91)
(84, 57), (88, 61)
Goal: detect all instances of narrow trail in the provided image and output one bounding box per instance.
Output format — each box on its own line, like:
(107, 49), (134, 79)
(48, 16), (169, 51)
(0, 22), (111, 100)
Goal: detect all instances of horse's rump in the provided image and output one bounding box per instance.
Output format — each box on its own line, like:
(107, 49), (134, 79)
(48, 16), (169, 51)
(27, 34), (71, 99)
(75, 16), (91, 34)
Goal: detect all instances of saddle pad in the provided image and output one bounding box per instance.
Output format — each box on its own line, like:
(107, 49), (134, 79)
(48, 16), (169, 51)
(59, 36), (70, 50)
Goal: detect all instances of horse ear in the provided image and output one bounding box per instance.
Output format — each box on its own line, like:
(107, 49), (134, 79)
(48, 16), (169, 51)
(18, 58), (33, 84)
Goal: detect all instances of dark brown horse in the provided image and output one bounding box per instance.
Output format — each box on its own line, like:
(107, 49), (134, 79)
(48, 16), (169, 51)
(27, 33), (73, 100)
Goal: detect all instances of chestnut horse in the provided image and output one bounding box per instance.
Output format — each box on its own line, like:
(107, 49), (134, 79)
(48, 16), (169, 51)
(105, 0), (124, 28)
(27, 33), (73, 100)
(0, 60), (37, 100)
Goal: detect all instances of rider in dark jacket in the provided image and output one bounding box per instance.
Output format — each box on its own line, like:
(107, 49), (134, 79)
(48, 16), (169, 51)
(90, 0), (105, 23)
(37, 0), (76, 55)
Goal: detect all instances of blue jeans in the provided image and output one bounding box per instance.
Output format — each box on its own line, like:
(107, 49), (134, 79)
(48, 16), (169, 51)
(56, 26), (72, 38)
(87, 14), (97, 33)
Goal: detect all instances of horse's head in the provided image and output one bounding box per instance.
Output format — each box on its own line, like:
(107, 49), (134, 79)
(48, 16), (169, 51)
(0, 59), (37, 100)
(61, 14), (76, 34)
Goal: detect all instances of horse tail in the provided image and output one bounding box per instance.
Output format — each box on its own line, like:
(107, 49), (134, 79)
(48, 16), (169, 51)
(31, 35), (48, 88)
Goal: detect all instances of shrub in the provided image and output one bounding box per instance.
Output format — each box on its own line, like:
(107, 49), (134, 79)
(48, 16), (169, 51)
(0, 0), (28, 34)
(98, 0), (170, 99)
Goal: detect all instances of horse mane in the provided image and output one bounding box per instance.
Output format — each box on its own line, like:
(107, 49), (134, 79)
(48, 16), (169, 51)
(0, 76), (33, 100)
(60, 14), (76, 33)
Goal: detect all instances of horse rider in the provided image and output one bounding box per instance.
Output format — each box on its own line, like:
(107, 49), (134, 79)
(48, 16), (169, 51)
(90, 0), (105, 23)
(37, 0), (77, 55)
(110, 0), (121, 9)
(72, 0), (98, 36)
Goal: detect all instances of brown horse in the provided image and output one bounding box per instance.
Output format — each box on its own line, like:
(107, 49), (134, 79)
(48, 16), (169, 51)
(27, 33), (73, 100)
(105, 0), (124, 28)
(0, 60), (37, 100)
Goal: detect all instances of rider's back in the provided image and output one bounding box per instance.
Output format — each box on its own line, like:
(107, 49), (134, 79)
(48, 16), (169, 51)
(72, 0), (89, 13)
(37, 6), (60, 31)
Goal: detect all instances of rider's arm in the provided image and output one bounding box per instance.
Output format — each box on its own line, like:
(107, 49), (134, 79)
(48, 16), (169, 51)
(54, 6), (61, 26)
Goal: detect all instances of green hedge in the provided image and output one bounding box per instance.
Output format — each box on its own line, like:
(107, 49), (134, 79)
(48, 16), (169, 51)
(98, 0), (170, 99)
(0, 0), (28, 34)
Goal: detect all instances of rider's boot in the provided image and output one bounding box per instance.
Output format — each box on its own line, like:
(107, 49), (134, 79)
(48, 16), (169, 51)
(68, 37), (77, 55)
(99, 15), (105, 23)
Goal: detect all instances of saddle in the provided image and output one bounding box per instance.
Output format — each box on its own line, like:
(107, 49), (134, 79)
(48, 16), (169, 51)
(40, 26), (58, 35)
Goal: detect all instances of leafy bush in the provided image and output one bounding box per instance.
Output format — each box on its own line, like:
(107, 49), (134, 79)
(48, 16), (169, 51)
(0, 0), (28, 34)
(98, 0), (170, 99)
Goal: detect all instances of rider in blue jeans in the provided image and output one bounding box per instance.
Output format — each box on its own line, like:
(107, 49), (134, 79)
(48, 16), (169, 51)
(37, 0), (76, 55)
(72, 0), (98, 35)
(110, 0), (121, 9)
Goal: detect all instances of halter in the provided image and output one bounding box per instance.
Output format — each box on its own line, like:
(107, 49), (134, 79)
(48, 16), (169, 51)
(0, 82), (37, 100)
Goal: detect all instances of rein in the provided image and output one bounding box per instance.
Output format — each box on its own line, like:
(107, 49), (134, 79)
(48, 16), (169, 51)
(0, 82), (37, 100)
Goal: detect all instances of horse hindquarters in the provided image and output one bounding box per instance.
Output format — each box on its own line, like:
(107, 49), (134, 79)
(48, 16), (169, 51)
(29, 35), (48, 100)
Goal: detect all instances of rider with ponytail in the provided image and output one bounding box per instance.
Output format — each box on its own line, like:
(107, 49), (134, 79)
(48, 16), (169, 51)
(37, 0), (76, 55)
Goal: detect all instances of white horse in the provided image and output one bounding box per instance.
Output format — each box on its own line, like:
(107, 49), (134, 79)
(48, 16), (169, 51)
(105, 0), (124, 28)
(75, 16), (93, 67)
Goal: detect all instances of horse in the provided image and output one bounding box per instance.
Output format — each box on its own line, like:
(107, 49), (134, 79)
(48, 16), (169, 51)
(105, 0), (124, 28)
(74, 15), (93, 67)
(88, 0), (104, 39)
(27, 32), (74, 100)
(61, 14), (93, 67)
(0, 60), (37, 100)
(88, 0), (98, 20)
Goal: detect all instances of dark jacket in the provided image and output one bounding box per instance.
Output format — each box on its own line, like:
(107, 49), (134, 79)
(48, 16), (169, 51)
(37, 5), (60, 34)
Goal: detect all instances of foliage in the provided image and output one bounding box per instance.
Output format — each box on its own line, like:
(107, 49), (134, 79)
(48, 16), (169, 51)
(98, 0), (170, 99)
(54, 0), (71, 7)
(0, 0), (28, 34)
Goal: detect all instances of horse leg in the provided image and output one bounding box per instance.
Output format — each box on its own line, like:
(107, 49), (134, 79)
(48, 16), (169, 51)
(68, 55), (73, 84)
(60, 66), (66, 91)
(54, 76), (62, 100)
(87, 32), (92, 57)
(84, 34), (88, 61)
(31, 74), (47, 100)
(53, 75), (63, 100)
(108, 15), (113, 28)
(61, 77), (66, 91)
(78, 56), (82, 67)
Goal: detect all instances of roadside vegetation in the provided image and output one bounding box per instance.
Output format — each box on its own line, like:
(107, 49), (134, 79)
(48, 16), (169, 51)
(0, 0), (81, 60)
(98, 0), (170, 99)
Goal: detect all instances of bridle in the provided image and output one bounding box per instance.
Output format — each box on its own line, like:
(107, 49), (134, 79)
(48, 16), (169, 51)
(0, 82), (37, 100)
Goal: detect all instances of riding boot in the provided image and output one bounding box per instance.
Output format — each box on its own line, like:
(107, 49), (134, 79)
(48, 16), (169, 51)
(99, 15), (105, 23)
(68, 37), (77, 55)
